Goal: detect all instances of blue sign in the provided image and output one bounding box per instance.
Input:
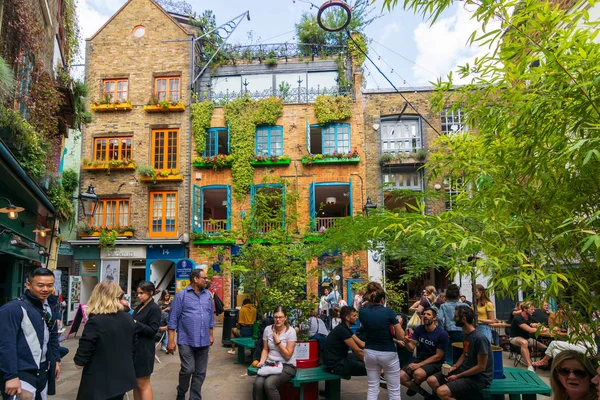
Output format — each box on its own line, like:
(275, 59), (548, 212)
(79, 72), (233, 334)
(147, 245), (185, 260)
(176, 258), (195, 279)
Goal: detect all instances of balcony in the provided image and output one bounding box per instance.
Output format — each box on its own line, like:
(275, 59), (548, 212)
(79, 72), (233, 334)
(203, 219), (228, 233)
(255, 221), (283, 234)
(310, 183), (351, 232)
(315, 217), (341, 232)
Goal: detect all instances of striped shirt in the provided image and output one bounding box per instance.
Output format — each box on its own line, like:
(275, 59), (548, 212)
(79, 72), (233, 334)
(168, 286), (214, 347)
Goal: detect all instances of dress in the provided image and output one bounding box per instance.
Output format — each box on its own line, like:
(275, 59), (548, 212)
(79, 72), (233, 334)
(133, 299), (161, 377)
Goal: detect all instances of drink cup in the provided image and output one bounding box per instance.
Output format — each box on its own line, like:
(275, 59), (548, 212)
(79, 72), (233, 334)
(442, 364), (451, 376)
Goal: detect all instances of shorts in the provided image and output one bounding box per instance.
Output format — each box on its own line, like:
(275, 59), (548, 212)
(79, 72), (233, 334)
(232, 325), (253, 337)
(402, 360), (441, 377)
(432, 370), (489, 398)
(510, 337), (538, 347)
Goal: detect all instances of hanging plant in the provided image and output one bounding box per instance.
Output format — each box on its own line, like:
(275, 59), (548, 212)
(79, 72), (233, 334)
(191, 100), (215, 156)
(347, 31), (367, 67)
(98, 229), (118, 248)
(314, 95), (352, 125)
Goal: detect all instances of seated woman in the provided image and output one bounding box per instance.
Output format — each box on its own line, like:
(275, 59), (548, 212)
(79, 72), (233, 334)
(549, 350), (598, 400)
(253, 306), (297, 400)
(532, 325), (596, 368)
(323, 306), (366, 377)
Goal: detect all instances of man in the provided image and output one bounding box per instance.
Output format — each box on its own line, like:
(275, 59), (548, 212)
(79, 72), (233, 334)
(322, 306), (367, 377)
(532, 301), (554, 326)
(0, 268), (61, 400)
(401, 308), (449, 399)
(325, 285), (341, 329)
(228, 298), (257, 355)
(426, 306), (493, 400)
(509, 301), (547, 371)
(168, 269), (214, 400)
(459, 295), (472, 307)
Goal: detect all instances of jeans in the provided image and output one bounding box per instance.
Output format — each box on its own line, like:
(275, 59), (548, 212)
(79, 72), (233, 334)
(477, 324), (493, 344)
(446, 330), (463, 364)
(252, 364), (296, 400)
(364, 349), (401, 400)
(177, 345), (210, 400)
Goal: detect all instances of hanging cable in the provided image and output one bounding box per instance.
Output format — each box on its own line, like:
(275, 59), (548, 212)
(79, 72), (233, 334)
(371, 38), (439, 79)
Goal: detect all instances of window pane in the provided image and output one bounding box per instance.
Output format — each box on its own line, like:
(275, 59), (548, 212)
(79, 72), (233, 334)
(153, 131), (164, 169)
(169, 78), (179, 101)
(108, 139), (119, 160)
(93, 203), (103, 227)
(165, 193), (176, 232)
(152, 194), (163, 232)
(167, 131), (178, 170)
(121, 139), (131, 160)
(156, 79), (167, 101)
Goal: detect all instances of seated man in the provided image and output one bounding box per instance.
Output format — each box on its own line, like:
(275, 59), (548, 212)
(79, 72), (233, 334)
(532, 324), (596, 368)
(427, 306), (493, 400)
(401, 308), (449, 399)
(228, 298), (257, 355)
(509, 301), (547, 371)
(322, 306), (367, 376)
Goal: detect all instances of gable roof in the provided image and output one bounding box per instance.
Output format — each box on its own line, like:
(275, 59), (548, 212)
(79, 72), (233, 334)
(87, 0), (192, 41)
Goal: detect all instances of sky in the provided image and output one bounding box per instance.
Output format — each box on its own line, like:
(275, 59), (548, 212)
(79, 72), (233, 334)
(75, 0), (495, 90)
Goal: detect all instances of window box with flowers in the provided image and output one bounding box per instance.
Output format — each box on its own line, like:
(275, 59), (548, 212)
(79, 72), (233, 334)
(90, 99), (133, 112)
(137, 165), (183, 183)
(193, 154), (233, 169)
(250, 155), (291, 167)
(143, 99), (185, 113)
(301, 149), (360, 165)
(191, 232), (236, 245)
(76, 225), (136, 239)
(81, 158), (136, 172)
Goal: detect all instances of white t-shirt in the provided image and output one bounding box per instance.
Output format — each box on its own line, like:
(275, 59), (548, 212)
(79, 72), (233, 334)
(263, 324), (297, 366)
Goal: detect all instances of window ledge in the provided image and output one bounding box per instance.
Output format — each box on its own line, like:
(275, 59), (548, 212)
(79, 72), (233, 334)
(91, 103), (133, 112)
(143, 104), (185, 113)
(301, 155), (360, 165)
(139, 174), (184, 183)
(250, 158), (291, 167)
(193, 161), (232, 169)
(193, 238), (236, 245)
(82, 162), (136, 171)
(78, 231), (134, 238)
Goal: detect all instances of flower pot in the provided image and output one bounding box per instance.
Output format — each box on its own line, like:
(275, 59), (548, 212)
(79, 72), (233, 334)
(143, 104), (185, 113)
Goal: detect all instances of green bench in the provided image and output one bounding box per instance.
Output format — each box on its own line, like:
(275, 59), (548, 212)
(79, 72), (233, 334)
(248, 365), (350, 400)
(230, 337), (256, 364)
(482, 367), (552, 400)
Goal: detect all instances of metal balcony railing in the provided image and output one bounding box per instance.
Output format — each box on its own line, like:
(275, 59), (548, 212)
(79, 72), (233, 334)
(315, 217), (341, 232)
(203, 219), (228, 233)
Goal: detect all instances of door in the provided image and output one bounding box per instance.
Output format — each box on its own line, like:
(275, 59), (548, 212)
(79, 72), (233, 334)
(129, 262), (146, 309)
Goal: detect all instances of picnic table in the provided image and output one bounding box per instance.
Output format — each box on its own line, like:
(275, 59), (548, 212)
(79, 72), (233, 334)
(483, 367), (551, 400)
(230, 337), (256, 364)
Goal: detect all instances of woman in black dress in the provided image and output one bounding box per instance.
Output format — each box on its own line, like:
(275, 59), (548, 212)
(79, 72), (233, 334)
(132, 281), (161, 400)
(74, 280), (137, 400)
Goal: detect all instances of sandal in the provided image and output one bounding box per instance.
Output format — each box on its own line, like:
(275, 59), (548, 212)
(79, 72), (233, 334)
(532, 360), (548, 367)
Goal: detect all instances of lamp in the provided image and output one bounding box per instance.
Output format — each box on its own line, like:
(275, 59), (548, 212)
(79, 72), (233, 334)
(325, 197), (336, 205)
(78, 184), (99, 218)
(363, 197), (377, 216)
(0, 197), (24, 220)
(33, 225), (50, 238)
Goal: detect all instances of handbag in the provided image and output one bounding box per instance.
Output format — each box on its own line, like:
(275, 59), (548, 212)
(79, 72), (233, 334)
(257, 360), (283, 376)
(407, 312), (421, 330)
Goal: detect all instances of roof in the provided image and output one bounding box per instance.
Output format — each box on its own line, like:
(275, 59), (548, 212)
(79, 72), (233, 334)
(87, 0), (192, 41)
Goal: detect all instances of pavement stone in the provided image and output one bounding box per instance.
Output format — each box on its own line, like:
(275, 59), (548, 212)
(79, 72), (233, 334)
(52, 325), (552, 399)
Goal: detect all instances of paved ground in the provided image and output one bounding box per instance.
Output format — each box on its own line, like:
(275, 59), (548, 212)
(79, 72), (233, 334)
(53, 325), (553, 400)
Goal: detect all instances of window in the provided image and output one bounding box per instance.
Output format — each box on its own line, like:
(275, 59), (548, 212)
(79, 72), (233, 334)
(307, 123), (351, 155)
(383, 170), (423, 191)
(444, 176), (464, 211)
(381, 117), (422, 154)
(94, 137), (132, 162)
(155, 77), (180, 102)
(204, 128), (229, 157)
(152, 129), (178, 171)
(103, 79), (128, 102)
(251, 184), (285, 232)
(149, 191), (178, 237)
(92, 199), (130, 228)
(15, 55), (34, 118)
(255, 126), (283, 156)
(441, 108), (468, 135)
(192, 185), (231, 233)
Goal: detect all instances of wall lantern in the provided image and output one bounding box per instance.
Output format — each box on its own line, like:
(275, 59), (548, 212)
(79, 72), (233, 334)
(0, 197), (24, 220)
(78, 184), (99, 218)
(33, 225), (50, 238)
(325, 197), (337, 205)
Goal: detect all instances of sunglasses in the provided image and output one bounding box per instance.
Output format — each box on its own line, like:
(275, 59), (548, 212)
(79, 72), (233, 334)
(43, 311), (56, 331)
(556, 367), (589, 379)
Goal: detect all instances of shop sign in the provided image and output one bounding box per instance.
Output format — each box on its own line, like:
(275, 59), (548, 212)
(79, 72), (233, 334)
(175, 258), (195, 279)
(146, 245), (185, 260)
(58, 243), (73, 255)
(101, 246), (146, 259)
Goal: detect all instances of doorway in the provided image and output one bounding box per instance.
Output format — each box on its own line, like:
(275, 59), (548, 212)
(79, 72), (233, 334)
(128, 262), (146, 309)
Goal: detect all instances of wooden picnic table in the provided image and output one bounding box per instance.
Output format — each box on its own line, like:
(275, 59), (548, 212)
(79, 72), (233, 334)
(230, 337), (256, 364)
(483, 367), (552, 400)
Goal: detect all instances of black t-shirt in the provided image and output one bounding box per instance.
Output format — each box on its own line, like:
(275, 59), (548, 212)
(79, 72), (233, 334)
(359, 304), (399, 352)
(323, 323), (354, 367)
(531, 309), (549, 325)
(511, 314), (533, 339)
(458, 329), (494, 385)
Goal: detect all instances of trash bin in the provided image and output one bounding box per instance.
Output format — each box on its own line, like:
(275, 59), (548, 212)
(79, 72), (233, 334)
(222, 309), (238, 346)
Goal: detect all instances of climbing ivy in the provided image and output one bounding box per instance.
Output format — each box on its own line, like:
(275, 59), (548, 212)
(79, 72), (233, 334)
(314, 95), (352, 125)
(224, 96), (283, 201)
(190, 100), (215, 156)
(347, 32), (367, 67)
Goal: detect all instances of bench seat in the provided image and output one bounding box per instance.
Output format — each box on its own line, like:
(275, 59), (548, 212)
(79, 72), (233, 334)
(483, 367), (551, 400)
(231, 337), (256, 364)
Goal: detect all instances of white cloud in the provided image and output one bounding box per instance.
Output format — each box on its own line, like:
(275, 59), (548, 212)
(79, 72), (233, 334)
(378, 22), (401, 44)
(411, 5), (500, 85)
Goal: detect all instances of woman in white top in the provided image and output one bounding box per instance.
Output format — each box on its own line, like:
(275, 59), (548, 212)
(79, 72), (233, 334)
(253, 306), (297, 400)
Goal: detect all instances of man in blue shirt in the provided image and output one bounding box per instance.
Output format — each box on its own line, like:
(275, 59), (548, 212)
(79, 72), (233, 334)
(168, 269), (214, 400)
(400, 308), (449, 399)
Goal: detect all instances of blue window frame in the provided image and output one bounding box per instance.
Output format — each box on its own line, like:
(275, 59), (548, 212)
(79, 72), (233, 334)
(309, 181), (352, 232)
(192, 185), (231, 233)
(306, 122), (351, 155)
(204, 127), (229, 157)
(255, 126), (283, 157)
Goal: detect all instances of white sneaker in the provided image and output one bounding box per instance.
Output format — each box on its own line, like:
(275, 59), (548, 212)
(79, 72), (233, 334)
(227, 349), (236, 355)
(160, 345), (167, 352)
(527, 365), (535, 372)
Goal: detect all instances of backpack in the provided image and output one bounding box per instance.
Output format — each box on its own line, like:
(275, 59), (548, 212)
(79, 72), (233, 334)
(214, 293), (224, 316)
(309, 317), (327, 350)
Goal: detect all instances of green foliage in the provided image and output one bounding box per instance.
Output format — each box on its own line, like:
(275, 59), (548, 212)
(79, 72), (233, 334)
(190, 100), (215, 156)
(188, 10), (228, 69)
(73, 80), (91, 129)
(348, 32), (367, 66)
(47, 178), (74, 221)
(136, 165), (157, 182)
(28, 69), (62, 153)
(314, 95), (352, 125)
(61, 168), (78, 194)
(98, 229), (118, 248)
(63, 0), (81, 67)
(296, 13), (328, 55)
(0, 56), (15, 102)
(379, 153), (394, 164)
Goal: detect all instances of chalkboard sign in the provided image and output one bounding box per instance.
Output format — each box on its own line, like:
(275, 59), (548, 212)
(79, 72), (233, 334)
(67, 304), (88, 339)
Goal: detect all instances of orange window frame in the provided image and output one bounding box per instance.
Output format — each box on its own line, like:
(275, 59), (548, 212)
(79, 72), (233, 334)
(148, 191), (178, 237)
(94, 137), (132, 162)
(154, 77), (180, 102)
(151, 129), (179, 172)
(91, 199), (130, 228)
(103, 78), (128, 102)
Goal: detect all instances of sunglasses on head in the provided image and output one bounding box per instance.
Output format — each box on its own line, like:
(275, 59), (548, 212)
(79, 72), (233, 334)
(556, 367), (588, 379)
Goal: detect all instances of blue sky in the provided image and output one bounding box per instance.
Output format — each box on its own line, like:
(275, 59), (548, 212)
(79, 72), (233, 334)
(77, 0), (490, 89)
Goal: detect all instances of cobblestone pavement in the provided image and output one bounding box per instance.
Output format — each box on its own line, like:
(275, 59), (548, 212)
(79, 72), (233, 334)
(52, 325), (552, 400)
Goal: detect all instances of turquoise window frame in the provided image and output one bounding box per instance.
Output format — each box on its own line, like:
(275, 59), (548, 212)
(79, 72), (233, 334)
(250, 183), (286, 228)
(306, 122), (351, 155)
(192, 184), (231, 233)
(309, 181), (352, 232)
(203, 127), (229, 157)
(255, 126), (284, 157)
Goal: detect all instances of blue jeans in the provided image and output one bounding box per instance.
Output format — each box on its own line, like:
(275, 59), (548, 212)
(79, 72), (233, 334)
(477, 324), (493, 344)
(446, 330), (463, 364)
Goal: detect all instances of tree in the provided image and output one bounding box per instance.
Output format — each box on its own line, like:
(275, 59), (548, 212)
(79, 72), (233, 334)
(321, 0), (600, 352)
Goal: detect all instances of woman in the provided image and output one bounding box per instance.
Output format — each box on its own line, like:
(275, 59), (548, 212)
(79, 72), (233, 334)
(157, 289), (172, 311)
(409, 290), (427, 312)
(132, 281), (161, 400)
(253, 306), (297, 400)
(550, 350), (598, 400)
(74, 281), (137, 400)
(359, 287), (405, 400)
(416, 285), (437, 315)
(475, 284), (497, 344)
(331, 307), (342, 329)
(439, 284), (463, 364)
